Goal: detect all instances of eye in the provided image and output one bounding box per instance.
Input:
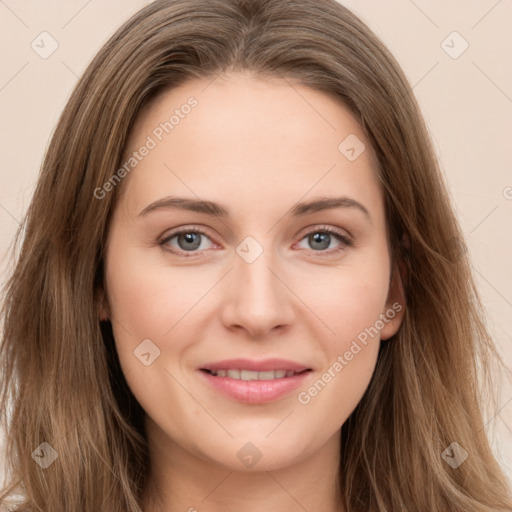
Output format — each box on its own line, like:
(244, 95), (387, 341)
(158, 224), (353, 258)
(158, 226), (217, 257)
(295, 225), (352, 256)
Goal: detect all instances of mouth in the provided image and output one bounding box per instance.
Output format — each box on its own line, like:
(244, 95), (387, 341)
(197, 359), (313, 404)
(200, 368), (312, 380)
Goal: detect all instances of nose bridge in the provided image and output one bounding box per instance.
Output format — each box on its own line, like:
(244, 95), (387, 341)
(223, 235), (293, 336)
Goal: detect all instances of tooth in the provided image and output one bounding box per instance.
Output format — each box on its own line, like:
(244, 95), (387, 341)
(209, 368), (299, 380)
(240, 370), (259, 381)
(226, 369), (240, 379)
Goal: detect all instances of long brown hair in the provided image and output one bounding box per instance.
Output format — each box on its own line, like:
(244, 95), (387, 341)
(1, 0), (511, 510)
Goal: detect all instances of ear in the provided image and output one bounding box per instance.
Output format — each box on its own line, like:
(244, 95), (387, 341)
(380, 257), (406, 341)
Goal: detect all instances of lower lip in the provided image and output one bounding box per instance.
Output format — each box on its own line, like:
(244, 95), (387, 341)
(198, 370), (311, 404)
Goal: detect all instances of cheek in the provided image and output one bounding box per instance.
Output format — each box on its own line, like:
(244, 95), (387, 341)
(294, 261), (390, 346)
(335, 275), (389, 342)
(292, 264), (388, 413)
(103, 244), (208, 417)
(105, 243), (210, 342)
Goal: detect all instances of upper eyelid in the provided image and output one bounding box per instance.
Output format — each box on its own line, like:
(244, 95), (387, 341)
(297, 224), (352, 239)
(160, 225), (212, 242)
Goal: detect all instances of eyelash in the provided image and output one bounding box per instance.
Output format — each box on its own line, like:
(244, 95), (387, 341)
(158, 225), (353, 258)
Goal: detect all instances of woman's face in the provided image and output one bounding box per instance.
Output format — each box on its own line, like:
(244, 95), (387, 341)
(103, 72), (404, 471)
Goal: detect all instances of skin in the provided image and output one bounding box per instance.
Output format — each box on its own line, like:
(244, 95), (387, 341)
(101, 71), (405, 512)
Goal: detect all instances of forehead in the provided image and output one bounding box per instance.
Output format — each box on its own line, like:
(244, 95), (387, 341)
(117, 72), (384, 224)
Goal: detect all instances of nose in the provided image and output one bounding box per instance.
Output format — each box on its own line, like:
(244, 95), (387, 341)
(219, 244), (295, 339)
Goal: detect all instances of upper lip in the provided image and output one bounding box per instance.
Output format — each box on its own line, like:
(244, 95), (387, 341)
(199, 358), (311, 372)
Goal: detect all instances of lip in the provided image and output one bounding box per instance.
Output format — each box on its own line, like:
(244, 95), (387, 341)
(198, 370), (311, 404)
(199, 358), (311, 372)
(197, 358), (312, 405)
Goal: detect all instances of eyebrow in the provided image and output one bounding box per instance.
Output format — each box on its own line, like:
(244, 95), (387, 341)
(138, 195), (371, 220)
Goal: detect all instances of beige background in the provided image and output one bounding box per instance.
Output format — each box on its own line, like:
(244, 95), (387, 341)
(0, 0), (511, 488)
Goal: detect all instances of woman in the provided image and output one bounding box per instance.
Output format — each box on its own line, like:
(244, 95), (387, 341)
(1, 0), (511, 510)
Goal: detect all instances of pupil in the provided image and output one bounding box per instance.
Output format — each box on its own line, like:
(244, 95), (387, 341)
(179, 232), (201, 251)
(310, 232), (329, 250)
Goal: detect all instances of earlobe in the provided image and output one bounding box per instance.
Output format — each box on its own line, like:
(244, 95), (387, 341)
(380, 259), (406, 341)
